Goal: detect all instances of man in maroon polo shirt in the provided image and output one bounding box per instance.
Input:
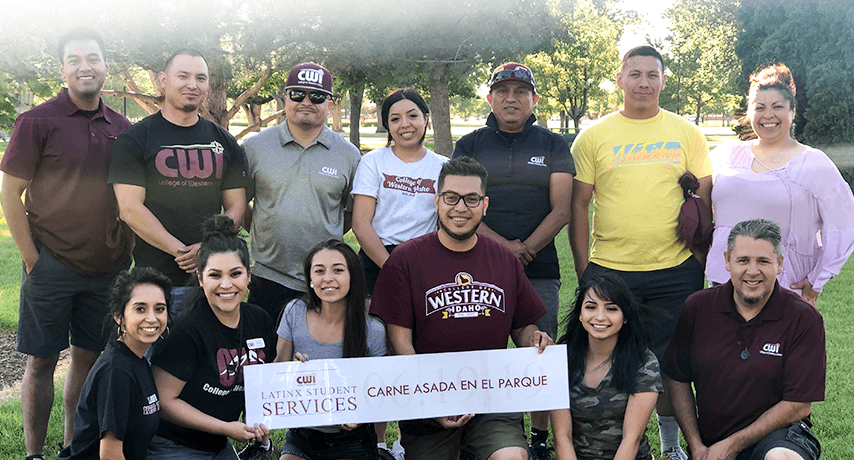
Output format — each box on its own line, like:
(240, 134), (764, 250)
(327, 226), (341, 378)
(0, 28), (132, 459)
(663, 219), (825, 460)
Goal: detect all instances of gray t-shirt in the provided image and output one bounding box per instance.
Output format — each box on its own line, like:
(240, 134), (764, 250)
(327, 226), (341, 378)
(243, 122), (361, 291)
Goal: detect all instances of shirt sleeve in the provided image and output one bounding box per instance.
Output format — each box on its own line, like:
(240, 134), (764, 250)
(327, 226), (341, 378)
(93, 363), (137, 441)
(351, 152), (381, 198)
(662, 296), (698, 383)
(366, 314), (388, 357)
(369, 254), (415, 329)
(634, 350), (664, 394)
(782, 308), (826, 402)
(0, 112), (43, 180)
(107, 132), (148, 187)
(221, 134), (250, 190)
(549, 132), (576, 176)
(451, 133), (473, 159)
(277, 300), (299, 342)
(802, 152), (854, 291)
(686, 124), (712, 178)
(511, 259), (547, 329)
(570, 130), (595, 185)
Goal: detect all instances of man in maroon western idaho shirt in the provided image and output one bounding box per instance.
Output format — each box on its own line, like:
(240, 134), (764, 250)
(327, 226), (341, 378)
(0, 28), (132, 459)
(663, 219), (825, 460)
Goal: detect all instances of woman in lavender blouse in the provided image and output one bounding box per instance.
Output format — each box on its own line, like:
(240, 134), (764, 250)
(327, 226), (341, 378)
(707, 63), (854, 306)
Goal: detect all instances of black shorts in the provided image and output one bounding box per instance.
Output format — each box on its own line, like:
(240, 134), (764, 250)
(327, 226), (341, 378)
(736, 422), (820, 460)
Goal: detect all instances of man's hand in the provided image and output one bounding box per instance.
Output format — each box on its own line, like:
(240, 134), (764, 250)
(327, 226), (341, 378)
(507, 239), (536, 266)
(790, 278), (819, 307)
(175, 242), (201, 273)
(435, 414), (474, 429)
(704, 437), (738, 460)
(689, 444), (710, 460)
(24, 254), (39, 274)
(529, 330), (554, 354)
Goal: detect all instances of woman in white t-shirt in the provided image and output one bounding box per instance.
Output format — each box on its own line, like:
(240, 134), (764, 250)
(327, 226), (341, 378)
(351, 88), (448, 295)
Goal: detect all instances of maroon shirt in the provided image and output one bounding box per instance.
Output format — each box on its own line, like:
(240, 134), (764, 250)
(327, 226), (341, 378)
(1, 88), (132, 275)
(663, 281), (825, 446)
(370, 232), (546, 354)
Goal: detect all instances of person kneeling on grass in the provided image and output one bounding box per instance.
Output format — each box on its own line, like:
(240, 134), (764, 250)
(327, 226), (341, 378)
(551, 273), (662, 460)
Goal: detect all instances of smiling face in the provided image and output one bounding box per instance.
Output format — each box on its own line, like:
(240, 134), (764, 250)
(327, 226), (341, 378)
(617, 55), (665, 119)
(199, 252), (250, 323)
(59, 39), (108, 106)
(388, 98), (429, 150)
(116, 284), (168, 358)
(284, 88), (331, 131)
(748, 89), (795, 144)
(725, 235), (783, 311)
(309, 248), (351, 307)
(487, 81), (538, 133)
(434, 175), (488, 249)
(579, 288), (625, 343)
(159, 54), (209, 114)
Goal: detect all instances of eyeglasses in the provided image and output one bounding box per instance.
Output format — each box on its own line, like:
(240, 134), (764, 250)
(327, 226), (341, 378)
(439, 192), (486, 208)
(288, 90), (332, 104)
(489, 68), (535, 86)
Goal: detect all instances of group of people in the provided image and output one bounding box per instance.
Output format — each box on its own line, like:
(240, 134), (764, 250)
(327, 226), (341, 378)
(1, 24), (851, 460)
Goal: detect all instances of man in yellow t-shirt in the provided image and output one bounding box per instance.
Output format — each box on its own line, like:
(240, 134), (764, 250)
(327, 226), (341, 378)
(568, 45), (712, 460)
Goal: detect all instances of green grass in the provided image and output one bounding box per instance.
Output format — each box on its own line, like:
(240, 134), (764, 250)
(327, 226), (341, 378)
(1, 136), (851, 458)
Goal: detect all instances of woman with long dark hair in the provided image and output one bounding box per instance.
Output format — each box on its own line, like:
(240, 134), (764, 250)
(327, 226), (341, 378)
(58, 267), (171, 460)
(276, 239), (387, 460)
(707, 63), (854, 305)
(551, 273), (662, 460)
(146, 215), (277, 459)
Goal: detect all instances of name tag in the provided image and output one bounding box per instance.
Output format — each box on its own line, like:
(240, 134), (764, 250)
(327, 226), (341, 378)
(247, 338), (265, 350)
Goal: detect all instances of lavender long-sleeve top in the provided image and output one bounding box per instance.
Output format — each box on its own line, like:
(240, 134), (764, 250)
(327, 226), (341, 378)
(707, 141), (854, 293)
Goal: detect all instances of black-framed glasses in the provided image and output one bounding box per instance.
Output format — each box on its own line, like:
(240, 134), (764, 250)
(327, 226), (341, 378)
(440, 192), (485, 208)
(288, 90), (332, 104)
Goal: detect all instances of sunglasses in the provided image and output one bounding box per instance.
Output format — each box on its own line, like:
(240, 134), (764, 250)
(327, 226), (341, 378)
(489, 68), (535, 85)
(288, 90), (332, 104)
(439, 192), (486, 208)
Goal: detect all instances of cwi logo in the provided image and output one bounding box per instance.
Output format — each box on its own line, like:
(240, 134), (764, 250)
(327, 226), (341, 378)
(760, 343), (782, 356)
(298, 68), (325, 85)
(296, 373), (316, 385)
(320, 166), (338, 177)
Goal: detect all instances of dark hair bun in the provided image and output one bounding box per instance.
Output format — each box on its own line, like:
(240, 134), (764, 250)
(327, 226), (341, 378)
(750, 63), (795, 97)
(201, 215), (239, 242)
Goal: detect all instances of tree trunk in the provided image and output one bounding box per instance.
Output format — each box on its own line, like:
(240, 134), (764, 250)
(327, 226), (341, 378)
(428, 63), (452, 156)
(349, 85), (364, 149)
(560, 109), (566, 130)
(206, 71), (229, 128)
(332, 100), (343, 132)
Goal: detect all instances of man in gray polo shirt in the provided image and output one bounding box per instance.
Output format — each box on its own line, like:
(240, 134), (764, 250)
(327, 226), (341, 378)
(243, 62), (360, 320)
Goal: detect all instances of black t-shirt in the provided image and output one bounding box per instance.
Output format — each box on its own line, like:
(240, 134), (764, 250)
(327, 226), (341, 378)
(108, 112), (249, 285)
(150, 301), (277, 452)
(58, 341), (160, 460)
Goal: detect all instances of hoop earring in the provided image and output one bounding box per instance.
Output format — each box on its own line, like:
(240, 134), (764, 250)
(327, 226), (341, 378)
(159, 326), (170, 340)
(116, 325), (123, 337)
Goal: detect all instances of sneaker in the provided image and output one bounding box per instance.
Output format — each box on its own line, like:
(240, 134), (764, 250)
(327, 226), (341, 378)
(237, 442), (269, 459)
(528, 441), (554, 460)
(661, 447), (689, 460)
(377, 445), (405, 460)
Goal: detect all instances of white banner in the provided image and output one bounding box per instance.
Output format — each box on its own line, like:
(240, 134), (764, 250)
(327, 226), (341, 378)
(244, 345), (569, 429)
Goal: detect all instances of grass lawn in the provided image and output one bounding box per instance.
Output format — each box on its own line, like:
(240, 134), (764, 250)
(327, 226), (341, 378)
(1, 134), (852, 458)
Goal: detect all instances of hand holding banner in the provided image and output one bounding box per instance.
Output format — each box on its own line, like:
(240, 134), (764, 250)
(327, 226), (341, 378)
(244, 345), (569, 429)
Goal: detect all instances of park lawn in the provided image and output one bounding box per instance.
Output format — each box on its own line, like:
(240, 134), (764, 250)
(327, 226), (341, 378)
(1, 137), (852, 457)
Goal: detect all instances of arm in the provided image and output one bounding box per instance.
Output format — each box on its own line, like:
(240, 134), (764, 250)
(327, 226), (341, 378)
(0, 173), (39, 272)
(510, 324), (553, 353)
(351, 195), (390, 267)
(569, 179), (594, 279)
(614, 392), (660, 460)
(704, 401), (812, 460)
(386, 324), (415, 355)
(550, 409), (577, 460)
(152, 366), (259, 443)
(113, 183), (187, 259)
(477, 223), (535, 265)
(99, 432), (125, 460)
(663, 376), (707, 459)
(222, 188), (247, 231)
(522, 172), (573, 254)
(274, 338), (294, 363)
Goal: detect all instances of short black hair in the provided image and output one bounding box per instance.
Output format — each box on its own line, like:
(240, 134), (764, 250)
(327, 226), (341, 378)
(438, 156), (488, 193)
(57, 27), (106, 63)
(621, 45), (664, 73)
(106, 267), (172, 339)
(164, 48), (207, 72)
(381, 88), (430, 147)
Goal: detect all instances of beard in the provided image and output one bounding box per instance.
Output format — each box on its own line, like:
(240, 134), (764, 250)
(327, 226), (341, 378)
(736, 289), (765, 305)
(437, 214), (480, 242)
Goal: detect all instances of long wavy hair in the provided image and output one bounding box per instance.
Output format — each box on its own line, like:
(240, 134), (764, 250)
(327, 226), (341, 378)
(302, 239), (369, 358)
(558, 273), (653, 394)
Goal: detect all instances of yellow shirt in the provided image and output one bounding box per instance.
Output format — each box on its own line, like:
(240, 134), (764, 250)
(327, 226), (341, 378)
(572, 110), (711, 271)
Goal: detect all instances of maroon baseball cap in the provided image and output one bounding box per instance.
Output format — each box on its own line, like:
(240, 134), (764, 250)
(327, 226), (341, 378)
(285, 62), (333, 96)
(488, 62), (536, 93)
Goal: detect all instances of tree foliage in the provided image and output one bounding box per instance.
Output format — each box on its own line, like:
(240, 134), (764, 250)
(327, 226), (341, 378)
(737, 0), (854, 144)
(663, 0), (740, 124)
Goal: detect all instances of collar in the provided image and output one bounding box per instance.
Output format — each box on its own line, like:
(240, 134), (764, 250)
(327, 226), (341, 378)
(278, 121), (333, 150)
(485, 112), (537, 135)
(718, 280), (785, 322)
(56, 87), (117, 124)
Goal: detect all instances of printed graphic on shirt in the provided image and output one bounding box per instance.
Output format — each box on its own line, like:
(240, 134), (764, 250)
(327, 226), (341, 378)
(424, 272), (505, 319)
(759, 342), (783, 357)
(214, 345), (268, 390)
(155, 141), (224, 185)
(381, 173), (437, 195)
(319, 166), (339, 178)
(143, 393), (160, 415)
(608, 141), (683, 170)
(528, 155), (547, 167)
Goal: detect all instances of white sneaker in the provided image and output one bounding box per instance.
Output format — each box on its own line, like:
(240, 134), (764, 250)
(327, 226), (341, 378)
(661, 447), (689, 460)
